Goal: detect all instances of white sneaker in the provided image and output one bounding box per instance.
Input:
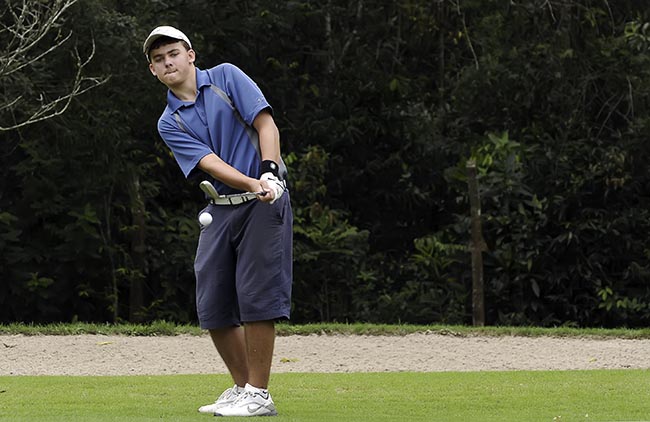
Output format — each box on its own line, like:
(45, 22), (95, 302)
(198, 385), (243, 414)
(214, 383), (278, 417)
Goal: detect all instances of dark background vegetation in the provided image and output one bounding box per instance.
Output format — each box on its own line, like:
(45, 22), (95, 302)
(1, 0), (649, 327)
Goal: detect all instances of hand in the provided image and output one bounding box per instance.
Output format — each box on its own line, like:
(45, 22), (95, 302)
(260, 172), (285, 204)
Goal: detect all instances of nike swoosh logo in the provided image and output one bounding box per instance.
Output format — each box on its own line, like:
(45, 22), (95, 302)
(247, 404), (264, 414)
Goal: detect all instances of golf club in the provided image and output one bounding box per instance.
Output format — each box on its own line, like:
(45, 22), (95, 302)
(199, 180), (267, 202)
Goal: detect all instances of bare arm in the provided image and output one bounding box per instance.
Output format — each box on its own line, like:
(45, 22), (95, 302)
(197, 154), (261, 193)
(253, 109), (281, 164)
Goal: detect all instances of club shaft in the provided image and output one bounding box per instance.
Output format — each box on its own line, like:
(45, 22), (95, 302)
(201, 181), (267, 200)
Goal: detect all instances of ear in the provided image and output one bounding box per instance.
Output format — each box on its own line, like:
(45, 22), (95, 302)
(188, 49), (196, 64)
(148, 62), (157, 76)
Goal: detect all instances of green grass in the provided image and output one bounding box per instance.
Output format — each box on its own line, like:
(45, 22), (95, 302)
(2, 321), (650, 339)
(1, 323), (649, 420)
(1, 371), (649, 421)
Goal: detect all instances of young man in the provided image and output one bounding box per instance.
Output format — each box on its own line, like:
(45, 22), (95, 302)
(143, 26), (292, 417)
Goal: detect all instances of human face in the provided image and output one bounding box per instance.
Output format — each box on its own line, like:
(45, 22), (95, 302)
(148, 41), (195, 88)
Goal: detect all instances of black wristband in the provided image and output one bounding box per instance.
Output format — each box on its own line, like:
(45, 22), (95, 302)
(261, 160), (279, 177)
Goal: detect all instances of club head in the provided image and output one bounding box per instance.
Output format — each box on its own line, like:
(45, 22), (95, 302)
(199, 181), (220, 201)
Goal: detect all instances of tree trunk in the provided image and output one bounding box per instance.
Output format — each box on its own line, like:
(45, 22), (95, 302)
(467, 160), (487, 326)
(129, 173), (146, 322)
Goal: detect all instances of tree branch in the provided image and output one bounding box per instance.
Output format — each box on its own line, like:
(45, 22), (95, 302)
(0, 0), (108, 132)
(454, 0), (479, 70)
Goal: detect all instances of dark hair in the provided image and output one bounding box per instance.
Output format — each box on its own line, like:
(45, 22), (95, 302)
(148, 36), (191, 58)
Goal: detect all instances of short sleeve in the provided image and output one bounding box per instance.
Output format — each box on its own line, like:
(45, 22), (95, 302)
(158, 113), (213, 178)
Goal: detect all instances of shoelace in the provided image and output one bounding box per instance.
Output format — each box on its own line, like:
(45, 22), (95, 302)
(216, 387), (239, 403)
(233, 390), (269, 405)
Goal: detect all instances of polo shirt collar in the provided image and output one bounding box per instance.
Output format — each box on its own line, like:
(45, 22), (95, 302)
(166, 67), (211, 112)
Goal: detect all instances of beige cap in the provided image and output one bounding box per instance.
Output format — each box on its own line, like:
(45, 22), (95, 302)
(143, 26), (192, 56)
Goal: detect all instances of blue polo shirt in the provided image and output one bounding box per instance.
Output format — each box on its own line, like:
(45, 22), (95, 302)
(157, 64), (271, 195)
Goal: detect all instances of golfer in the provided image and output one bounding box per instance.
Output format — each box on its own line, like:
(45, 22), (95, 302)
(143, 25), (292, 417)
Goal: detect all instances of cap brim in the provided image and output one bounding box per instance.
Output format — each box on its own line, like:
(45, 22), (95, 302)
(143, 34), (163, 55)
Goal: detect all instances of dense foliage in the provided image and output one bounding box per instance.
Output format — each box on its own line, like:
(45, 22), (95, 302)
(1, 0), (649, 327)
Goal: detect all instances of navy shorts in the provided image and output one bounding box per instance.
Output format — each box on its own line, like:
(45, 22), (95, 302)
(194, 194), (292, 329)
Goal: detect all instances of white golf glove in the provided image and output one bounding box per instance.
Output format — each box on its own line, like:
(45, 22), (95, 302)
(260, 172), (286, 204)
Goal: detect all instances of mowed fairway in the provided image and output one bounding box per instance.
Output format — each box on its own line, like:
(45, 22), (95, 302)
(1, 370), (649, 422)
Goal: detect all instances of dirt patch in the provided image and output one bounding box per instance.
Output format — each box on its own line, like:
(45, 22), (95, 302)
(1, 333), (649, 376)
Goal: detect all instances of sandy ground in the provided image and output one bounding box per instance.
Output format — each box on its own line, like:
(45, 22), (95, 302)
(1, 333), (650, 376)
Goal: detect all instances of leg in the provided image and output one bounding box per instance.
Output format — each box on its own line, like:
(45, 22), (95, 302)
(244, 320), (276, 388)
(213, 320), (279, 417)
(232, 196), (292, 388)
(209, 326), (249, 387)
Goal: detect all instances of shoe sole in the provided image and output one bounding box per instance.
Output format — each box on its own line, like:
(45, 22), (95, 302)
(214, 408), (278, 417)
